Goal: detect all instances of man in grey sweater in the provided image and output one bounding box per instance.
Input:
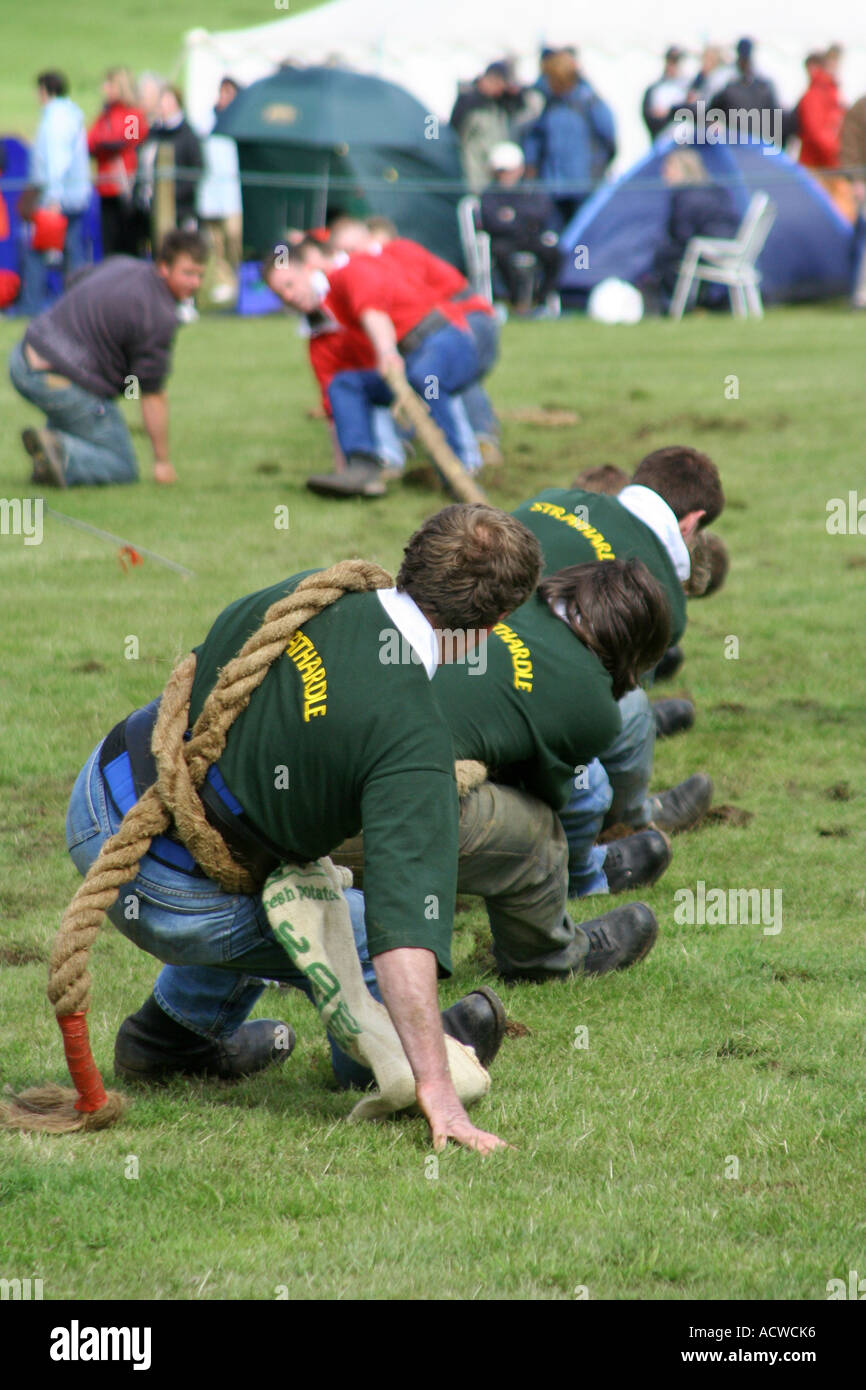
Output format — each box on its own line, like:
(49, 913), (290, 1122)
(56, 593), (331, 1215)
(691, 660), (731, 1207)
(9, 230), (207, 486)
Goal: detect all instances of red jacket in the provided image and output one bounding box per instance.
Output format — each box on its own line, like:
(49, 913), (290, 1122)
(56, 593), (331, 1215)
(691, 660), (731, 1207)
(798, 70), (845, 169)
(88, 102), (148, 198)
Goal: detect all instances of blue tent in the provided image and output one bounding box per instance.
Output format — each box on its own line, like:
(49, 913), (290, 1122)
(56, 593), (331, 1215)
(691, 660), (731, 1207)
(558, 137), (853, 305)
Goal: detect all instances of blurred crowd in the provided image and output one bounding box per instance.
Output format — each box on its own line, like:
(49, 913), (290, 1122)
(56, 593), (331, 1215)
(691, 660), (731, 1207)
(453, 37), (866, 312)
(4, 36), (866, 320)
(3, 67), (243, 315)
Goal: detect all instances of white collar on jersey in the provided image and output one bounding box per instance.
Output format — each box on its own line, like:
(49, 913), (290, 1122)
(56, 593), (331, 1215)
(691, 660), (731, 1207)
(617, 484), (691, 581)
(376, 587), (439, 679)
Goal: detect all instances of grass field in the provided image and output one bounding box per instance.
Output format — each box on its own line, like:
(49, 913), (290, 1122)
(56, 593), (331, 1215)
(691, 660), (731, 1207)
(1, 303), (864, 1302)
(0, 0), (322, 139)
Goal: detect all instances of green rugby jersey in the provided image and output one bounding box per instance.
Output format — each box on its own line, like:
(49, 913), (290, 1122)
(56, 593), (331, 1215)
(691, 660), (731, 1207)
(512, 488), (687, 645)
(188, 573), (458, 972)
(432, 591), (622, 811)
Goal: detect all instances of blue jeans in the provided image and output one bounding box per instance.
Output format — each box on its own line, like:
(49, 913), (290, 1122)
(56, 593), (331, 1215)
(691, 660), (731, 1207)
(455, 311), (499, 444)
(16, 210), (88, 315)
(328, 324), (482, 466)
(9, 339), (139, 485)
(65, 739), (380, 1087)
(560, 689), (657, 896)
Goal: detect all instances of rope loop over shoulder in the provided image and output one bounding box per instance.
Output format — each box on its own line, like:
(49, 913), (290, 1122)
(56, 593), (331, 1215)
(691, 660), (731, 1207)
(2, 560), (392, 1132)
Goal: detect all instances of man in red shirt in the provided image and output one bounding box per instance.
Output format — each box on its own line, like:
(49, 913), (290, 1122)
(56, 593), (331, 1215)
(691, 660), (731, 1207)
(329, 216), (502, 462)
(263, 240), (488, 496)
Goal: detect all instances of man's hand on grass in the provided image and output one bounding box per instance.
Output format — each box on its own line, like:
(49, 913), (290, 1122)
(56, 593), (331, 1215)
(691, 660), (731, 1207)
(416, 1077), (507, 1155)
(153, 460), (177, 484)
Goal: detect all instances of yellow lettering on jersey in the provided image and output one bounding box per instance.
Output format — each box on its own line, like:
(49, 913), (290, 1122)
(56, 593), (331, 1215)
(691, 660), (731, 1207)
(528, 501), (616, 561)
(493, 622), (533, 692)
(286, 628), (328, 720)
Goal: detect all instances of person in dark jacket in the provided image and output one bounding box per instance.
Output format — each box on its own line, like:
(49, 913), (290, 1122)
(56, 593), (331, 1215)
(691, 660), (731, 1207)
(709, 36), (787, 146)
(643, 150), (739, 312)
(134, 85), (203, 243)
(450, 62), (534, 193)
(480, 141), (562, 314)
(642, 46), (689, 141)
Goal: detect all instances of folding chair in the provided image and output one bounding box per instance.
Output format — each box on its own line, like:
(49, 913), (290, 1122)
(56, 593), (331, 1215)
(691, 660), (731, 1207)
(669, 191), (776, 319)
(457, 195), (493, 301)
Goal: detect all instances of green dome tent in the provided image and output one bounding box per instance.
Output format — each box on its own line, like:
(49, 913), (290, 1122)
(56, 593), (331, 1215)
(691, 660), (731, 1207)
(215, 65), (464, 263)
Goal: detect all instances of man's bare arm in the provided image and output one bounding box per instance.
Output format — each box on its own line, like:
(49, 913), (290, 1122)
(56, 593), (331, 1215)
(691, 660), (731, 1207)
(359, 308), (402, 375)
(372, 945), (505, 1155)
(140, 391), (176, 483)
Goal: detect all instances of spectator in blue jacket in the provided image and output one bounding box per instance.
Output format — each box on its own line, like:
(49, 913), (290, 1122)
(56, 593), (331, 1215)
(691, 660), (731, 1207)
(18, 71), (91, 314)
(522, 49), (615, 225)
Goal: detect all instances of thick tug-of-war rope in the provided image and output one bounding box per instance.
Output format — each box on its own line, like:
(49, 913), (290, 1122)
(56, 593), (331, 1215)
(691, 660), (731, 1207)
(1, 561), (392, 1134)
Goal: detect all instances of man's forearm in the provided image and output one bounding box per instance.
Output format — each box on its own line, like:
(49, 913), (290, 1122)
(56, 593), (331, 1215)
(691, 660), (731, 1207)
(360, 308), (399, 370)
(141, 392), (169, 462)
(372, 947), (450, 1086)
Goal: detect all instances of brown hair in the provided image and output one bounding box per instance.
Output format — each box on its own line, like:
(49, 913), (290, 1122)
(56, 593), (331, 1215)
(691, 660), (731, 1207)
(684, 530), (729, 597)
(366, 215), (398, 240)
(397, 504), (542, 630)
(539, 559), (671, 699)
(571, 463), (630, 494)
(156, 229), (208, 265)
(632, 445), (724, 526)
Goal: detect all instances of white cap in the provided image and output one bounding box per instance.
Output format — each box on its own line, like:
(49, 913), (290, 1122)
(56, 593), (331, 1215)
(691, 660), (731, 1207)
(489, 141), (525, 172)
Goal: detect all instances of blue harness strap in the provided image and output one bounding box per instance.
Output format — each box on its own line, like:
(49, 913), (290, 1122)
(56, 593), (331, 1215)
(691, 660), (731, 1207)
(101, 751), (201, 875)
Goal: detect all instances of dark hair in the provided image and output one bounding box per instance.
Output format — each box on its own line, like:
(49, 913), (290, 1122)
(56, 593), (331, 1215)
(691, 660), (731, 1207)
(539, 559), (671, 699)
(571, 463), (630, 495)
(632, 445), (724, 527)
(684, 530), (729, 598)
(37, 71), (68, 98)
(219, 76), (240, 92)
(397, 504), (542, 630)
(156, 229), (208, 265)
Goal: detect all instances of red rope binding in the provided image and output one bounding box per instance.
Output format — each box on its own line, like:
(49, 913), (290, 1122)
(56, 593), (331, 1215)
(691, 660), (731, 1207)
(58, 1013), (107, 1113)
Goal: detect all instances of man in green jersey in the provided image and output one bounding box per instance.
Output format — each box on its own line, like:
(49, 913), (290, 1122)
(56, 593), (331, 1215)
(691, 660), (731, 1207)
(512, 445), (725, 896)
(64, 504), (542, 1154)
(335, 555), (672, 1012)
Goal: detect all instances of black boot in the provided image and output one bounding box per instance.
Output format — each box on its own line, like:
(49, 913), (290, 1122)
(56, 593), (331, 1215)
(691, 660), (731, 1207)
(653, 698), (695, 738)
(441, 986), (507, 1068)
(114, 995), (295, 1082)
(603, 829), (671, 893)
(582, 903), (658, 975)
(647, 773), (713, 833)
(306, 453), (386, 497)
(336, 987), (508, 1090)
(654, 644), (684, 681)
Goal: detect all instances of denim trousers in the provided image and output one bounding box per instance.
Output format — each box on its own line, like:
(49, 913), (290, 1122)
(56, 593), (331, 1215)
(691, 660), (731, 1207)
(16, 210), (88, 315)
(9, 339), (139, 486)
(328, 323), (482, 465)
(559, 688), (657, 896)
(65, 739), (379, 1086)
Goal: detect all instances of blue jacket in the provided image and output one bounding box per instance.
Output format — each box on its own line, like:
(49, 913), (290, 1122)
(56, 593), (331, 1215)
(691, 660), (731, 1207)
(30, 97), (91, 212)
(522, 82), (616, 189)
